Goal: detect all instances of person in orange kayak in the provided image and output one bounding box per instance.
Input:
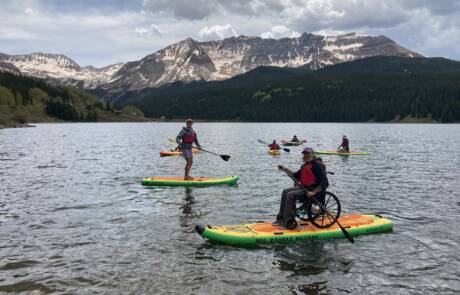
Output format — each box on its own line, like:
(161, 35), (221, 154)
(339, 135), (350, 152)
(268, 140), (281, 150)
(274, 147), (329, 228)
(176, 119), (201, 180)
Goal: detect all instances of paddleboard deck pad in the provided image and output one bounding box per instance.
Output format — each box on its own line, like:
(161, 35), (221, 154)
(196, 214), (392, 246)
(141, 175), (240, 187)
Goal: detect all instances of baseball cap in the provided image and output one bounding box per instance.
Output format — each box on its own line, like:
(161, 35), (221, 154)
(302, 147), (314, 154)
(186, 118), (194, 123)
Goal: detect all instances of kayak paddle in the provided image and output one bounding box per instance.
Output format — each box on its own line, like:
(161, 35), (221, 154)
(168, 138), (230, 161)
(258, 139), (290, 152)
(279, 167), (354, 244)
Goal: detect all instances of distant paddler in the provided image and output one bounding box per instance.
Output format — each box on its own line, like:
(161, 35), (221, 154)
(268, 140), (281, 151)
(176, 119), (201, 180)
(338, 135), (350, 153)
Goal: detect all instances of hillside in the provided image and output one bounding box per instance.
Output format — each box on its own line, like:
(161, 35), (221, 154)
(0, 72), (145, 128)
(115, 56), (460, 123)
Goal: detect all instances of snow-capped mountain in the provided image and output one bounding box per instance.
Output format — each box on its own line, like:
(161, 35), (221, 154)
(1, 32), (422, 92)
(104, 32), (421, 92)
(0, 53), (123, 88)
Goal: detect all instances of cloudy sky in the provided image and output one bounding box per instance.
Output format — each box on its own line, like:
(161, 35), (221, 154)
(1, 0), (459, 67)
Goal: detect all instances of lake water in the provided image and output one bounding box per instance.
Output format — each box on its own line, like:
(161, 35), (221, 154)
(1, 122), (459, 294)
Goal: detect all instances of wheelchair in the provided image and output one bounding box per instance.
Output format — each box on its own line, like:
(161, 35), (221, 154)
(286, 191), (341, 230)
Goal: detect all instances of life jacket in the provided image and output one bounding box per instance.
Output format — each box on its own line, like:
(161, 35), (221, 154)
(341, 138), (349, 148)
(182, 128), (196, 144)
(300, 158), (325, 187)
(269, 143), (280, 150)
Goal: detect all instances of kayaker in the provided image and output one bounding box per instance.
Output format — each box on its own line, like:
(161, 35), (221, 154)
(339, 135), (349, 152)
(176, 119), (201, 180)
(268, 140), (281, 150)
(291, 135), (300, 142)
(274, 147), (329, 228)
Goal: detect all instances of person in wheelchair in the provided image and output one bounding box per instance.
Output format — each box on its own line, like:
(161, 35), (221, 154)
(274, 147), (329, 229)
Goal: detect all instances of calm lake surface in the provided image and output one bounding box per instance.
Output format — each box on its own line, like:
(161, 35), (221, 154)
(1, 122), (459, 294)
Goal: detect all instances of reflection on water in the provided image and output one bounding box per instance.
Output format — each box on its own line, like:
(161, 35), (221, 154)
(274, 241), (352, 277)
(180, 188), (198, 228)
(1, 122), (459, 294)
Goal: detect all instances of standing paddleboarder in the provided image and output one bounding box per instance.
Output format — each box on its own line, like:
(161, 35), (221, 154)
(176, 119), (201, 180)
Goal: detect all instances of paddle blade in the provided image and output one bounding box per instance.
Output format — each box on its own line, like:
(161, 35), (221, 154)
(283, 148), (290, 152)
(220, 155), (231, 161)
(258, 139), (268, 145)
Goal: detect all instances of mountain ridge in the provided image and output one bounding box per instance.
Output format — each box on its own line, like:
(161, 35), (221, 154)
(111, 56), (460, 123)
(1, 32), (421, 93)
(0, 52), (124, 88)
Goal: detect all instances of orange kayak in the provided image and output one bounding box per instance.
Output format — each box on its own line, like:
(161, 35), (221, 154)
(160, 148), (199, 157)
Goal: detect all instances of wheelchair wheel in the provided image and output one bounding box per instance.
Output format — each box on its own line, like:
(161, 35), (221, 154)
(285, 218), (297, 230)
(307, 192), (341, 228)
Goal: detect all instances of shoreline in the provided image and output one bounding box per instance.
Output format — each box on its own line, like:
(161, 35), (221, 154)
(0, 121), (36, 129)
(2, 119), (458, 130)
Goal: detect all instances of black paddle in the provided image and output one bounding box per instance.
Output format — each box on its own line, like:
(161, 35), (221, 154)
(279, 166), (354, 244)
(168, 138), (230, 161)
(258, 139), (290, 152)
(193, 146), (230, 161)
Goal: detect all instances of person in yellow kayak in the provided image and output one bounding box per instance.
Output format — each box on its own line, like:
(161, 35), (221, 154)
(176, 119), (201, 180)
(338, 135), (350, 152)
(268, 140), (281, 150)
(274, 147), (329, 228)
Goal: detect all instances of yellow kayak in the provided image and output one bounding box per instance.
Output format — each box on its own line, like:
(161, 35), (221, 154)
(268, 149), (281, 156)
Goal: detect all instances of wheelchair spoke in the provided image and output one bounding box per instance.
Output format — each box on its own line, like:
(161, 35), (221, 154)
(326, 199), (337, 210)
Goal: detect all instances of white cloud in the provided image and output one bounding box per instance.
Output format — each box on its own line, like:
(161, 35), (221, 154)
(198, 24), (237, 41)
(25, 8), (35, 15)
(134, 24), (163, 37)
(260, 31), (275, 39)
(261, 25), (300, 39)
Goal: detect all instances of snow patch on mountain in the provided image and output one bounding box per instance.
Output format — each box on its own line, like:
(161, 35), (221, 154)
(0, 53), (124, 88)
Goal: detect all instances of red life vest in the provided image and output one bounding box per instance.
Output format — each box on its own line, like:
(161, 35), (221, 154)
(269, 144), (280, 150)
(182, 130), (196, 144)
(299, 159), (324, 187)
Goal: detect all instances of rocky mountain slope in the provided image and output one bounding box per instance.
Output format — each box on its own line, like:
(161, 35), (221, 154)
(0, 53), (123, 88)
(1, 32), (421, 93)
